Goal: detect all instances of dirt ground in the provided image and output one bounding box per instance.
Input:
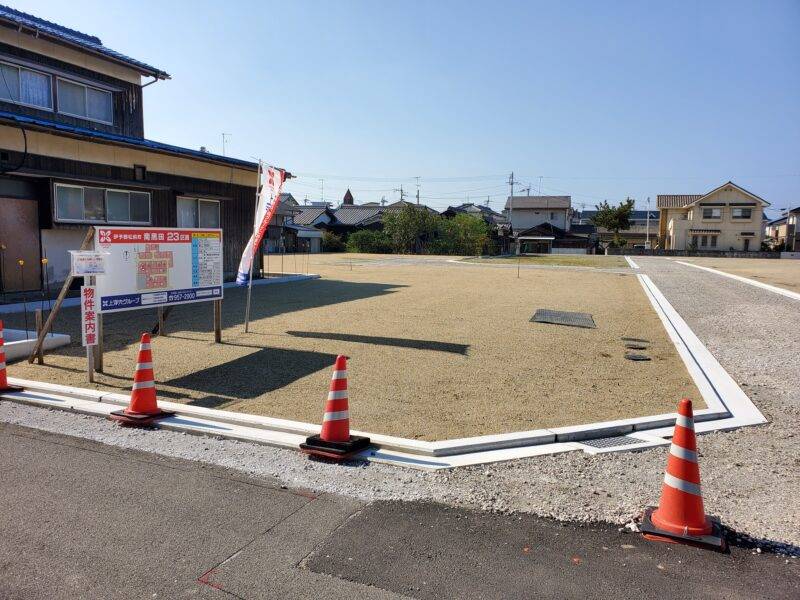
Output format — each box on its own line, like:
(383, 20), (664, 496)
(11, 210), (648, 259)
(4, 253), (701, 440)
(467, 254), (628, 268)
(679, 257), (800, 292)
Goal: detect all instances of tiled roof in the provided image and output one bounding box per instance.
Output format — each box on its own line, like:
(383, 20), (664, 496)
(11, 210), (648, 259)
(293, 207), (329, 225)
(656, 195), (702, 208)
(505, 195), (571, 210)
(0, 5), (170, 78)
(332, 205), (385, 226)
(0, 110), (257, 170)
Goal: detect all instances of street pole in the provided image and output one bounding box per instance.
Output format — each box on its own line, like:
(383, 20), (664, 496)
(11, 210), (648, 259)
(646, 197), (651, 249)
(244, 161), (263, 333)
(508, 172), (516, 254)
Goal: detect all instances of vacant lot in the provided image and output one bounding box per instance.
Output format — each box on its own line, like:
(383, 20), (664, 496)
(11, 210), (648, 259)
(466, 254), (629, 269)
(5, 254), (700, 440)
(680, 257), (800, 292)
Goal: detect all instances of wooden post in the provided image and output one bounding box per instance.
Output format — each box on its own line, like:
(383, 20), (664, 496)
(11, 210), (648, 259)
(28, 227), (95, 363)
(213, 299), (222, 343)
(34, 309), (44, 365)
(158, 307), (166, 337)
(94, 313), (103, 372)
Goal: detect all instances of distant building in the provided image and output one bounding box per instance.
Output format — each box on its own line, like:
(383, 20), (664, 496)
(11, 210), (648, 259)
(788, 207), (800, 251)
(657, 182), (770, 252)
(503, 196), (571, 232)
(571, 209), (659, 249)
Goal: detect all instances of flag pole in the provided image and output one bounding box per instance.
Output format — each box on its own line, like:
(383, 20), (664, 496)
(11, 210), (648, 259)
(244, 161), (262, 333)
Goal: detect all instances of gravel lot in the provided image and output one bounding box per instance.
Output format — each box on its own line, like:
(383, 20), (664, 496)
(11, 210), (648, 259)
(1, 257), (798, 550)
(3, 255), (698, 440)
(466, 254), (629, 268)
(679, 256), (800, 292)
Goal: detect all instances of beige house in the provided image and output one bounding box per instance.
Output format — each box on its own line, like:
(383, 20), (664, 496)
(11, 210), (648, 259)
(657, 182), (770, 252)
(504, 196), (571, 231)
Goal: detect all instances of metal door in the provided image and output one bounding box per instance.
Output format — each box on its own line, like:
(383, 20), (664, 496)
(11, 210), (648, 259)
(0, 197), (41, 292)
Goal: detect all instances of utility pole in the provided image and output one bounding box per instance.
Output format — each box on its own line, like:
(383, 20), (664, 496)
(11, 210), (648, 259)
(221, 133), (231, 156)
(415, 176), (420, 205)
(508, 172), (516, 254)
(394, 184), (407, 202)
(538, 175), (543, 195)
(319, 179), (324, 204)
(646, 196), (651, 249)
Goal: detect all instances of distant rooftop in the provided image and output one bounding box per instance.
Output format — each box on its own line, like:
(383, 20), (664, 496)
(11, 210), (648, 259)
(504, 196), (571, 210)
(0, 5), (170, 79)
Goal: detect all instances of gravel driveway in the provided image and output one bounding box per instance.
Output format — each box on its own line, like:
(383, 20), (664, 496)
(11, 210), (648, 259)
(1, 256), (797, 550)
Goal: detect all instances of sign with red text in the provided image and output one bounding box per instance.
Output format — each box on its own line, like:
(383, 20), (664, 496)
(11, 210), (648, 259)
(93, 226), (223, 313)
(80, 285), (98, 346)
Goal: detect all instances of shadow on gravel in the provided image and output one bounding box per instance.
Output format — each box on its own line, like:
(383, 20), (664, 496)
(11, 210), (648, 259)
(286, 330), (470, 355)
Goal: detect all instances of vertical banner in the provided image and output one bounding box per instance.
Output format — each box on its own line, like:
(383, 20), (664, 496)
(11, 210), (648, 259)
(80, 285), (98, 346)
(236, 165), (286, 285)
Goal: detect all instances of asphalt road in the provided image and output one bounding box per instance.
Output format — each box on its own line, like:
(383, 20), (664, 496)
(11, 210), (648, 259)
(0, 423), (797, 600)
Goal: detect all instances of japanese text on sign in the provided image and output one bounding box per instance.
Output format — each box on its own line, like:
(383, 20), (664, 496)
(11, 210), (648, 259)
(81, 286), (98, 346)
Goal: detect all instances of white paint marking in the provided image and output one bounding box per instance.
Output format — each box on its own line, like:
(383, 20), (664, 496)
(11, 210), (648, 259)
(675, 261), (800, 302)
(624, 256), (640, 269)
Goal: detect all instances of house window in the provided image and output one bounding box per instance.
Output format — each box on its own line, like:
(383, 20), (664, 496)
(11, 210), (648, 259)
(0, 61), (52, 110)
(710, 235), (717, 248)
(177, 197), (220, 228)
(731, 207), (752, 219)
(702, 207), (721, 219)
(691, 235), (699, 247)
(55, 183), (150, 224)
(701, 235), (708, 247)
(57, 78), (113, 124)
(550, 212), (555, 220)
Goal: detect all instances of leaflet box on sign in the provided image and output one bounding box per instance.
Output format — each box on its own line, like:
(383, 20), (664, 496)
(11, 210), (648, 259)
(70, 251), (106, 277)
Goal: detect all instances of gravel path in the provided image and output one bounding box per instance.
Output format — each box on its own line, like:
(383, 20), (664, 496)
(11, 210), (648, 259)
(1, 256), (798, 551)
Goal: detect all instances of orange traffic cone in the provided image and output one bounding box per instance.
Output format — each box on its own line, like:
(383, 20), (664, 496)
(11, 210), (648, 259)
(0, 320), (23, 392)
(300, 355), (370, 460)
(640, 399), (726, 550)
(110, 333), (173, 427)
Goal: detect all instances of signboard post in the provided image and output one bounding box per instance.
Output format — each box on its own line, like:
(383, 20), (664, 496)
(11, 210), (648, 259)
(93, 226), (223, 313)
(80, 283), (98, 383)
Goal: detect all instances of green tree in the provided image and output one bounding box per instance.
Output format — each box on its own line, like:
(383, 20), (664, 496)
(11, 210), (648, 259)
(321, 230), (345, 252)
(452, 213), (490, 255)
(345, 229), (392, 253)
(383, 205), (440, 253)
(591, 198), (635, 247)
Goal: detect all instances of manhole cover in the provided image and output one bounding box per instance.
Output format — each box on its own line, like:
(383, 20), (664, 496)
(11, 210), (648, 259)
(625, 353), (651, 361)
(581, 435), (643, 449)
(532, 309), (596, 329)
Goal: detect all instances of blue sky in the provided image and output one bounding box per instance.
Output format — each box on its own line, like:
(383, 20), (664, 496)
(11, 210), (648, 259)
(15, 0), (800, 215)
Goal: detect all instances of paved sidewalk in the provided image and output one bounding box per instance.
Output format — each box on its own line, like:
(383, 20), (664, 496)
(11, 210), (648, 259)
(1, 423), (797, 599)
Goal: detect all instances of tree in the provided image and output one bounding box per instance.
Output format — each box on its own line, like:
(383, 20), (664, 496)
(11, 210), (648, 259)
(591, 199), (635, 247)
(346, 229), (392, 253)
(321, 231), (345, 252)
(383, 205), (439, 253)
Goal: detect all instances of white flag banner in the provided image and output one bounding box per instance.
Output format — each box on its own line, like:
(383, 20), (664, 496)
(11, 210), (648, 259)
(236, 165), (286, 285)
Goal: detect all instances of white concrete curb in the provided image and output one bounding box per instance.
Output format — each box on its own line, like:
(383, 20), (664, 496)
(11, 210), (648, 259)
(0, 273), (766, 470)
(675, 261), (800, 302)
(624, 256), (640, 269)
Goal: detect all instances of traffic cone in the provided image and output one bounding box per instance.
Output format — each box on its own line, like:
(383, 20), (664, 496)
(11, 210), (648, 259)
(640, 398), (726, 551)
(300, 355), (370, 460)
(0, 321), (23, 392)
(110, 333), (173, 427)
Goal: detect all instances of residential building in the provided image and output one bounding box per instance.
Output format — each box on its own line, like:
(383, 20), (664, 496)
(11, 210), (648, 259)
(0, 5), (260, 292)
(764, 216), (788, 248)
(515, 223), (591, 254)
(571, 209), (658, 249)
(786, 207), (799, 252)
(656, 182), (770, 251)
(503, 195), (571, 232)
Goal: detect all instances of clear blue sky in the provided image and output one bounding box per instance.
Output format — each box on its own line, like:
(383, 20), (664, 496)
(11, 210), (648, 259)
(15, 0), (800, 214)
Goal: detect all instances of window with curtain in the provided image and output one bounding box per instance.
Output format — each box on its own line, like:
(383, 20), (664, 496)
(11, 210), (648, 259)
(0, 62), (52, 109)
(57, 78), (113, 123)
(177, 197), (220, 228)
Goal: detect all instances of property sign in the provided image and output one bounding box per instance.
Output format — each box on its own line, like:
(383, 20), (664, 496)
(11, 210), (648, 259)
(80, 285), (98, 346)
(70, 250), (106, 276)
(93, 226), (223, 313)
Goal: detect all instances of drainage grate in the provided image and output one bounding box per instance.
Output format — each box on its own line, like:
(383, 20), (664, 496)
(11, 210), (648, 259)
(581, 435), (643, 449)
(531, 309), (596, 329)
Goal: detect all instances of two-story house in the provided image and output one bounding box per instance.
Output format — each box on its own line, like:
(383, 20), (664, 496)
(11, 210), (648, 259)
(504, 195), (571, 232)
(656, 182), (770, 252)
(0, 5), (261, 293)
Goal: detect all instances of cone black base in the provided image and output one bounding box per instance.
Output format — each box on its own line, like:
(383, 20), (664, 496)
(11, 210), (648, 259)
(300, 434), (371, 461)
(109, 409), (174, 428)
(640, 507), (727, 551)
